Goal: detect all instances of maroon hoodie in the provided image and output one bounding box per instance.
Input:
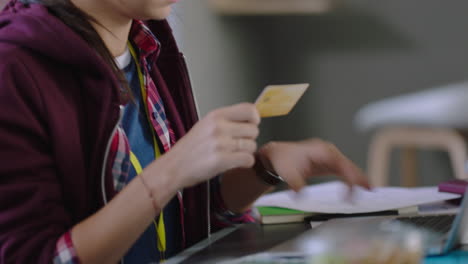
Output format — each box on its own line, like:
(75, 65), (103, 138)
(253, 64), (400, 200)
(0, 1), (211, 263)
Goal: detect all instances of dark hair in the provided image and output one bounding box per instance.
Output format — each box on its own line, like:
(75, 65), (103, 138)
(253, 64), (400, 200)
(20, 0), (130, 98)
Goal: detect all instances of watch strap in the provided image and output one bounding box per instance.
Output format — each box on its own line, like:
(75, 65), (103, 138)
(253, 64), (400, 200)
(254, 154), (284, 186)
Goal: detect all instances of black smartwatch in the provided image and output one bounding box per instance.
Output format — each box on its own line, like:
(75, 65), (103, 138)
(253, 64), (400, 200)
(254, 154), (284, 186)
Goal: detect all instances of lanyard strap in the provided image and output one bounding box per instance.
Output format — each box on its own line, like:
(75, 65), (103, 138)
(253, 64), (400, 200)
(128, 43), (162, 159)
(130, 152), (167, 260)
(128, 43), (166, 260)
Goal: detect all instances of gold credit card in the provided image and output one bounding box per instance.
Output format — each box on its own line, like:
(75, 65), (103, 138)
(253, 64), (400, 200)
(255, 83), (309, 118)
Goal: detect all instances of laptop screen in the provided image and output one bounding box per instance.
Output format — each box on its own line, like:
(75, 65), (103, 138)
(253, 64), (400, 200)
(442, 186), (468, 253)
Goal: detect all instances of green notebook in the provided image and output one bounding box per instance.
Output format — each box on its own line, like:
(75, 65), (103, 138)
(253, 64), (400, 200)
(256, 206), (316, 225)
(256, 205), (418, 225)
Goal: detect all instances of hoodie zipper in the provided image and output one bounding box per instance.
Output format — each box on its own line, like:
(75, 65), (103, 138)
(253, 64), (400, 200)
(179, 55), (211, 239)
(101, 105), (125, 205)
(100, 105), (125, 264)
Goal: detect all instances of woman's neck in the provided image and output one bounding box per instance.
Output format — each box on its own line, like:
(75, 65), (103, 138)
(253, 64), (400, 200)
(71, 0), (132, 57)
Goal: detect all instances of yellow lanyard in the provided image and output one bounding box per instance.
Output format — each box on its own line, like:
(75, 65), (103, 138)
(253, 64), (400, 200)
(128, 43), (166, 261)
(128, 43), (162, 159)
(129, 152), (166, 261)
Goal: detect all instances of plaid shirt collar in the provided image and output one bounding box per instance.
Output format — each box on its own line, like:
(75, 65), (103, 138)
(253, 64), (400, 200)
(129, 20), (161, 61)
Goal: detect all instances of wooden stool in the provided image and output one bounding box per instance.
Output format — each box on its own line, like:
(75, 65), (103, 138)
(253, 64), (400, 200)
(355, 81), (468, 187)
(368, 126), (468, 187)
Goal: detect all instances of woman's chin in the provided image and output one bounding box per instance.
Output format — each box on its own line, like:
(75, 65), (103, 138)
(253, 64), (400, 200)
(143, 5), (172, 20)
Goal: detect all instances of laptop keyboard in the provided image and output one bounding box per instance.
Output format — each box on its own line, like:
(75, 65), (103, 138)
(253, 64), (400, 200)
(395, 215), (456, 234)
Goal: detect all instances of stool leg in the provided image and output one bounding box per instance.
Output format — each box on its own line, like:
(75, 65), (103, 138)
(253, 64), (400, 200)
(445, 137), (468, 180)
(368, 131), (392, 187)
(401, 147), (418, 187)
(368, 127), (468, 186)
(422, 128), (468, 180)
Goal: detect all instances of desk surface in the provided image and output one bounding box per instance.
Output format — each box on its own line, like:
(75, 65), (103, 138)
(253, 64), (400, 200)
(168, 222), (468, 264)
(168, 223), (309, 264)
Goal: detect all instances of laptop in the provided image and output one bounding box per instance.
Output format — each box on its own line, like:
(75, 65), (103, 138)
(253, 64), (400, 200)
(268, 188), (468, 258)
(314, 187), (468, 256)
(392, 190), (468, 255)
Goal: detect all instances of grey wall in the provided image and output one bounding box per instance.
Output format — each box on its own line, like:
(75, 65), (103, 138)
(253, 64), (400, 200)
(171, 1), (266, 114)
(175, 0), (468, 186)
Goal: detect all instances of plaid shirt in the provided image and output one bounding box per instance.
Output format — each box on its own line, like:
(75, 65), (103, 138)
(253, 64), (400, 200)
(53, 20), (254, 264)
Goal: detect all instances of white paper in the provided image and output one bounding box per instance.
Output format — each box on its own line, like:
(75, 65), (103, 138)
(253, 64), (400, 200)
(254, 181), (461, 214)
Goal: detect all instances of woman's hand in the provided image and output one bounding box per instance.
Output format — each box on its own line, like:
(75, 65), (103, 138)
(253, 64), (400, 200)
(258, 139), (370, 192)
(146, 103), (260, 192)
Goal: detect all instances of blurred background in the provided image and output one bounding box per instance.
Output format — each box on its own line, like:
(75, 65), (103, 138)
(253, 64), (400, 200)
(168, 0), (468, 187)
(2, 0), (466, 186)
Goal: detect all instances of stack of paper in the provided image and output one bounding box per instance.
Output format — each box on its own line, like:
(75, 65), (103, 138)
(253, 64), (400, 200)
(254, 181), (461, 224)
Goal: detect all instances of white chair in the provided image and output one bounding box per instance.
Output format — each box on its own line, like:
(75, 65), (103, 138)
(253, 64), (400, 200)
(355, 81), (468, 187)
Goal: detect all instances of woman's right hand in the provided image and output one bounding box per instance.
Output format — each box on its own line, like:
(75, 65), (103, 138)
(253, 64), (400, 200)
(144, 103), (260, 194)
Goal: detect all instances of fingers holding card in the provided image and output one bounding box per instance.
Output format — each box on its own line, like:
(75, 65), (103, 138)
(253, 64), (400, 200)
(255, 84), (309, 118)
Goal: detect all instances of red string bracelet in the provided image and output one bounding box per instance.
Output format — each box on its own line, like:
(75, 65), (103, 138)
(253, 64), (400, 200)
(138, 173), (160, 215)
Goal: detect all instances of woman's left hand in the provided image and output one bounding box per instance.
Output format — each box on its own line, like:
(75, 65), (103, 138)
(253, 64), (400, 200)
(258, 139), (370, 192)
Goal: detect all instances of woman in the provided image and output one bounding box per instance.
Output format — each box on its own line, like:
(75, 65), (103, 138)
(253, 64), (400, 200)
(0, 0), (369, 263)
